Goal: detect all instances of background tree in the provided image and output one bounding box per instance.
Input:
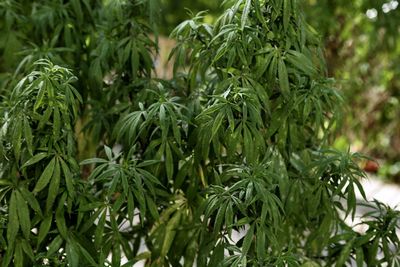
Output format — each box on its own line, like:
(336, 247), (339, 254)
(302, 0), (400, 181)
(0, 0), (399, 266)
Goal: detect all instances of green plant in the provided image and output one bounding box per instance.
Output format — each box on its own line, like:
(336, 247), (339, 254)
(0, 0), (399, 266)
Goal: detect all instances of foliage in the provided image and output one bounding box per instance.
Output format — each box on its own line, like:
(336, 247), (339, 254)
(0, 0), (399, 266)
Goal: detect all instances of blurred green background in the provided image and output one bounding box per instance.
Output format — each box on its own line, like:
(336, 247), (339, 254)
(159, 0), (400, 181)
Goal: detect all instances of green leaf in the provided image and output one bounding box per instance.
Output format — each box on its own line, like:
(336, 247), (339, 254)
(80, 158), (108, 165)
(22, 152), (48, 168)
(112, 243), (121, 267)
(66, 240), (80, 267)
(23, 117), (33, 155)
(16, 191), (30, 239)
(241, 0), (252, 30)
(256, 224), (265, 261)
(19, 188), (42, 216)
(53, 106), (61, 139)
(214, 200), (227, 234)
(165, 143), (174, 180)
(104, 145), (113, 160)
(146, 195), (159, 220)
(336, 237), (355, 267)
(286, 50), (316, 76)
(211, 112), (224, 140)
(283, 0), (290, 32)
(38, 214), (53, 246)
(95, 210), (106, 249)
(243, 124), (255, 162)
(39, 108), (52, 129)
(127, 191), (135, 222)
(76, 239), (98, 266)
(355, 247), (364, 267)
(7, 191), (19, 242)
(33, 157), (56, 193)
(21, 239), (34, 261)
(34, 86), (46, 111)
(56, 194), (68, 239)
(71, 0), (83, 23)
(278, 58), (290, 98)
(14, 241), (23, 267)
(47, 235), (63, 256)
(242, 223), (254, 255)
(46, 158), (60, 212)
(60, 158), (75, 197)
(161, 210), (182, 257)
(12, 118), (22, 160)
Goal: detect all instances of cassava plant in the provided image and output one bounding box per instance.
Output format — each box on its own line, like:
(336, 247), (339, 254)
(0, 0), (399, 266)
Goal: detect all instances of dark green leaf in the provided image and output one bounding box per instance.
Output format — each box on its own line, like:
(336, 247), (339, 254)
(33, 157), (56, 193)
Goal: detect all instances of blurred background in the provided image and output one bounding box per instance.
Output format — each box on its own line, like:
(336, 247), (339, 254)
(156, 0), (400, 183)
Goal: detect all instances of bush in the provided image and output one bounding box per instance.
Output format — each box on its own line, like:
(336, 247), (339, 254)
(0, 0), (399, 266)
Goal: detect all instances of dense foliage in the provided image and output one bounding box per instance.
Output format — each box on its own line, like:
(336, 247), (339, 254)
(0, 0), (399, 266)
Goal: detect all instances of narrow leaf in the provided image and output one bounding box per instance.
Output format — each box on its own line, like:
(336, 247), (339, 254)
(33, 157), (56, 193)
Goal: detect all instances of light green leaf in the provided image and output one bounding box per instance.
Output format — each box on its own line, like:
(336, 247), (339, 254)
(161, 210), (182, 257)
(241, 0), (252, 30)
